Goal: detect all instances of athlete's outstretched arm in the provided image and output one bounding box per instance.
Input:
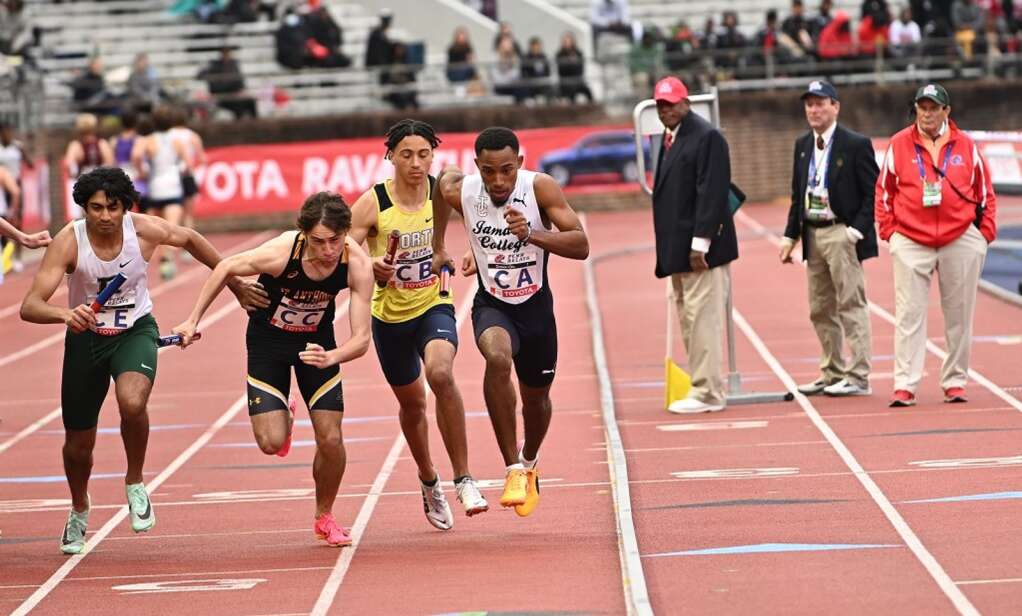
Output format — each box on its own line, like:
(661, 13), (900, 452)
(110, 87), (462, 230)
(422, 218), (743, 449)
(300, 238), (373, 368)
(171, 233), (291, 346)
(20, 224), (91, 330)
(430, 165), (465, 275)
(348, 188), (396, 283)
(133, 213), (269, 311)
(0, 217), (50, 248)
(506, 174), (589, 260)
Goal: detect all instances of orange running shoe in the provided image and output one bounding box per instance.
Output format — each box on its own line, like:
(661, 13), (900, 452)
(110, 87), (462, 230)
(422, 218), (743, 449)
(499, 468), (528, 507)
(514, 468), (540, 517)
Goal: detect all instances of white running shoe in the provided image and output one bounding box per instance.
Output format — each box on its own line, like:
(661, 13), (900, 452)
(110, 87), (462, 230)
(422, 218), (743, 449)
(126, 482), (156, 533)
(823, 378), (872, 397)
(455, 476), (489, 517)
(420, 473), (454, 531)
(60, 495), (90, 555)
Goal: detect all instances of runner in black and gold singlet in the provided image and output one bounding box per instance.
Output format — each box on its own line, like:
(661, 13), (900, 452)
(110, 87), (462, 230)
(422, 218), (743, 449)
(349, 120), (488, 530)
(173, 192), (373, 547)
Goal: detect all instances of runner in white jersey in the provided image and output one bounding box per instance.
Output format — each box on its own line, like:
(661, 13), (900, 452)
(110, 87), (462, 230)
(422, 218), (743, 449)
(431, 127), (589, 517)
(169, 107), (206, 232)
(19, 167), (268, 555)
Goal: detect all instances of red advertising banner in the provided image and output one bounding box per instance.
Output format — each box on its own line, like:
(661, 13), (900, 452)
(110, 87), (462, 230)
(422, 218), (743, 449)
(191, 125), (642, 219)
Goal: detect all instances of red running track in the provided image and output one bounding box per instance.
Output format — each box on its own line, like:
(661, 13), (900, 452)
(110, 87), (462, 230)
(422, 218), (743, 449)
(1, 207), (1020, 615)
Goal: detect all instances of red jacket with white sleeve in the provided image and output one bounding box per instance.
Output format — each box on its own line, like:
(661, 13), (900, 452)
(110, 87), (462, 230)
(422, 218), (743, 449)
(875, 120), (996, 248)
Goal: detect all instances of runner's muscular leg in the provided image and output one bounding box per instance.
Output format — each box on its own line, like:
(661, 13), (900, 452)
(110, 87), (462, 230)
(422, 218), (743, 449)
(63, 428), (97, 512)
(390, 377), (436, 482)
(423, 339), (470, 478)
(114, 371), (154, 485)
(250, 410), (291, 455)
(519, 382), (552, 462)
(477, 326), (518, 466)
(310, 410), (345, 517)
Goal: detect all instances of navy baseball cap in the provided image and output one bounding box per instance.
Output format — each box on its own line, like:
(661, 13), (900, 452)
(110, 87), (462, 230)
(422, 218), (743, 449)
(801, 80), (839, 101)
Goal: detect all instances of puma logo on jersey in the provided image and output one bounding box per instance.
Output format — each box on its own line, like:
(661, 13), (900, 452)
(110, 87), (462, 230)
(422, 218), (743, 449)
(511, 197), (526, 206)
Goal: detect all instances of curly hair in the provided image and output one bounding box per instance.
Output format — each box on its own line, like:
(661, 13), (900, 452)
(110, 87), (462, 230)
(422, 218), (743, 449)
(474, 126), (519, 155)
(72, 166), (140, 210)
(297, 192), (351, 233)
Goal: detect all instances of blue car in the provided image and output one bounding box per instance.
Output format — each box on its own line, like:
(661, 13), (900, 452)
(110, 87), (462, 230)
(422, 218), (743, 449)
(539, 130), (651, 187)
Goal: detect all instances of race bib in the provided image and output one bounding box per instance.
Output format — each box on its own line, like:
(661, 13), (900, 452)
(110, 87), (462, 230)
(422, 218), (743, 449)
(487, 248), (540, 299)
(93, 285), (137, 336)
(923, 181), (942, 208)
(270, 296), (328, 333)
(390, 246), (437, 291)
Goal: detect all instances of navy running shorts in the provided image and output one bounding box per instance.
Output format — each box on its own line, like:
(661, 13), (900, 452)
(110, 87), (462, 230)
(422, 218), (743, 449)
(371, 303), (458, 387)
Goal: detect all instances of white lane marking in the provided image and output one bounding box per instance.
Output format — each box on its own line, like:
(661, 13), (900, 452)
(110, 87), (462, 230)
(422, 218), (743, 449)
(11, 395), (249, 616)
(309, 279), (478, 616)
(583, 220), (653, 616)
(657, 420), (768, 432)
(732, 306), (979, 616)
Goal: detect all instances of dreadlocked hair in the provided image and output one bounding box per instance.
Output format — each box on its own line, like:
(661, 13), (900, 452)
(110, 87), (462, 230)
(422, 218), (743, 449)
(384, 119), (441, 154)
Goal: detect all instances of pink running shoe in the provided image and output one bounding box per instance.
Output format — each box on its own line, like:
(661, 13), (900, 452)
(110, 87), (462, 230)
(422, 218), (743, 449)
(277, 394), (297, 458)
(314, 513), (352, 547)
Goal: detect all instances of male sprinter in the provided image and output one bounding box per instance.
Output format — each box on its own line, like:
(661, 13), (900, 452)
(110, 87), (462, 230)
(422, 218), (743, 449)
(349, 120), (487, 530)
(431, 127), (589, 517)
(173, 192), (372, 547)
(20, 167), (268, 554)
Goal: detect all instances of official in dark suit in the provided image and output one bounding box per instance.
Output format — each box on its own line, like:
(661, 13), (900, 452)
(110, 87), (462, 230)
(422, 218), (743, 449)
(780, 80), (878, 397)
(651, 76), (738, 414)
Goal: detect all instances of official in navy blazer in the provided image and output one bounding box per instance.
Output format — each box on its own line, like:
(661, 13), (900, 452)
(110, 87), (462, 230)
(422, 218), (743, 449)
(780, 80), (878, 398)
(651, 76), (738, 414)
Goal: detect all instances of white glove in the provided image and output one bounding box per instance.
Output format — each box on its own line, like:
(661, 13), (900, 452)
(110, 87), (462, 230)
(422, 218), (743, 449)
(845, 225), (864, 244)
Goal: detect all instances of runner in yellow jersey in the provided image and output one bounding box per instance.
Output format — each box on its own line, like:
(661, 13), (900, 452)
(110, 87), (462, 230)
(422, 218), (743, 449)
(349, 120), (487, 530)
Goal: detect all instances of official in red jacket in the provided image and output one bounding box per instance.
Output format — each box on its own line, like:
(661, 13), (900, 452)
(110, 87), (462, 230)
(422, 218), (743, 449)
(875, 83), (997, 408)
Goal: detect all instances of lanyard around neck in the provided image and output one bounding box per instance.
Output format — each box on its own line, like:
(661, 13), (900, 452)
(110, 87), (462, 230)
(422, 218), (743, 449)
(808, 134), (833, 189)
(914, 142), (954, 181)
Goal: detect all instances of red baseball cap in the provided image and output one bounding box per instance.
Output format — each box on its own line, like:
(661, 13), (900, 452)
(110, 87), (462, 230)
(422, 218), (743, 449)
(654, 76), (689, 103)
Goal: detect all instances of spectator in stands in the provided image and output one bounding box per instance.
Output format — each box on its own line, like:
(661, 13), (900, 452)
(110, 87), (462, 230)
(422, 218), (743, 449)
(629, 29), (663, 92)
(198, 47), (257, 119)
(783, 0), (817, 54)
(715, 11), (748, 71)
(71, 58), (121, 117)
(463, 0), (497, 20)
(126, 53), (161, 112)
(304, 1), (352, 68)
(0, 0), (34, 57)
(952, 0), (984, 58)
(818, 10), (856, 60)
(889, 6), (923, 56)
(276, 9), (309, 69)
(491, 36), (525, 103)
(555, 31), (593, 103)
(493, 22), (523, 57)
(521, 36), (554, 102)
(812, 0), (835, 41)
(665, 20), (701, 74)
(591, 0), (638, 52)
(857, 2), (891, 58)
(698, 17), (719, 49)
(756, 9), (802, 67)
(381, 42), (418, 110)
(446, 26), (478, 91)
(219, 0), (258, 23)
(365, 9), (395, 72)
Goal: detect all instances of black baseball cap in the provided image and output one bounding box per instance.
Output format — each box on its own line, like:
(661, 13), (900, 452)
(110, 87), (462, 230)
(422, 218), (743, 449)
(914, 83), (950, 106)
(801, 80), (839, 101)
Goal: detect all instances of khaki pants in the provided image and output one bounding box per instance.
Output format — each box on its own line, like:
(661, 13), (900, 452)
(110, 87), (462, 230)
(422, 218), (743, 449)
(671, 265), (728, 406)
(806, 224), (872, 387)
(890, 225), (988, 392)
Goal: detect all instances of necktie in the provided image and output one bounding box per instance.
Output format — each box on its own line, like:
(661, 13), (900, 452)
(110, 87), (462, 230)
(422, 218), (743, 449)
(663, 130), (674, 152)
(816, 135), (825, 150)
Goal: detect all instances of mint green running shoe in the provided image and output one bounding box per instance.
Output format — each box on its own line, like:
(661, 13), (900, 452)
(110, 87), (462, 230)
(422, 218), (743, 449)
(126, 482), (155, 533)
(60, 496), (90, 555)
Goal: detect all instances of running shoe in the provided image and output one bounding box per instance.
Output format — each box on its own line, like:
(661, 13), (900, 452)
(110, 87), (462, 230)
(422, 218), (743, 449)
(515, 468), (541, 517)
(943, 387), (968, 403)
(314, 513), (352, 547)
(126, 482), (156, 533)
(60, 496), (90, 555)
(454, 476), (489, 517)
(889, 389), (916, 407)
(277, 394), (297, 457)
(500, 468), (528, 507)
(420, 474), (454, 530)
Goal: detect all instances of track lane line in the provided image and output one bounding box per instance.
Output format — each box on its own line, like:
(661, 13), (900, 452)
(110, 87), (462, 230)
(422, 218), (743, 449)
(309, 279), (478, 616)
(732, 306), (979, 616)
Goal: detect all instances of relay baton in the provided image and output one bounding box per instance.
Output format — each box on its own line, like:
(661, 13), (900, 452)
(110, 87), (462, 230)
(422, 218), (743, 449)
(158, 332), (202, 347)
(377, 229), (400, 288)
(438, 264), (453, 298)
(90, 273), (127, 312)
